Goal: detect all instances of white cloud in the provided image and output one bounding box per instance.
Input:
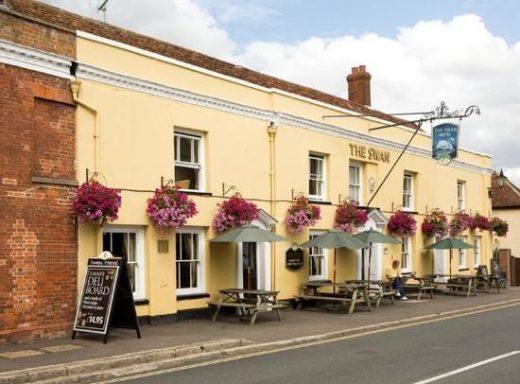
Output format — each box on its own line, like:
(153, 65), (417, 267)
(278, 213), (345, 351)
(42, 0), (237, 59)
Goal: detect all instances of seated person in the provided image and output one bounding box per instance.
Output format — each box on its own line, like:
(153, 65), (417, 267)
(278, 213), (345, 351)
(385, 259), (408, 301)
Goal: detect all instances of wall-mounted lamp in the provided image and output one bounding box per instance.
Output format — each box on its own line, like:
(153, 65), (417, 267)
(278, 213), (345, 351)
(488, 169), (506, 197)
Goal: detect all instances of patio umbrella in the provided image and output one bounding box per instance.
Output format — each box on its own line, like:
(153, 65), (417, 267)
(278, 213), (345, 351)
(354, 229), (400, 281)
(209, 225), (288, 243)
(300, 230), (366, 291)
(423, 237), (475, 279)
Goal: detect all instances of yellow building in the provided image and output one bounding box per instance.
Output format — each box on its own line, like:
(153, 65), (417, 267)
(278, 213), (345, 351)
(20, 3), (494, 320)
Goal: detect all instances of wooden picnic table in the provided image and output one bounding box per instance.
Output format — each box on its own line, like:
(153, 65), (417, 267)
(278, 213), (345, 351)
(405, 275), (436, 300)
(345, 279), (397, 307)
(208, 288), (284, 325)
(294, 281), (369, 314)
(445, 275), (478, 297)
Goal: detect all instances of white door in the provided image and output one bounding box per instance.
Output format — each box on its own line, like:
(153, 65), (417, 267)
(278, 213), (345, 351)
(356, 218), (382, 280)
(433, 249), (447, 282)
(236, 220), (271, 290)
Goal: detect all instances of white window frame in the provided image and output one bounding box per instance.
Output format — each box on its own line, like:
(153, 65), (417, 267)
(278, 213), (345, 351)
(457, 181), (466, 211)
(309, 230), (328, 280)
(458, 236), (467, 269)
(349, 161), (362, 204)
(473, 237), (481, 268)
(309, 154), (326, 201)
(403, 172), (414, 211)
(401, 237), (412, 272)
(103, 226), (145, 300)
(174, 129), (205, 191)
(175, 228), (205, 295)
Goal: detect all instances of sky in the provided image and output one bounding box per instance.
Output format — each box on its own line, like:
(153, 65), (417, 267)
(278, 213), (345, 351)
(42, 0), (520, 185)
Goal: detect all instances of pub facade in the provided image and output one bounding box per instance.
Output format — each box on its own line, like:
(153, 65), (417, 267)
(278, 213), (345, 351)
(1, 0), (495, 341)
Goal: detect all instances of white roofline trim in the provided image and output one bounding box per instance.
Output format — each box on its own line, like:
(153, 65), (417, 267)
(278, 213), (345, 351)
(75, 62), (493, 176)
(0, 38), (72, 79)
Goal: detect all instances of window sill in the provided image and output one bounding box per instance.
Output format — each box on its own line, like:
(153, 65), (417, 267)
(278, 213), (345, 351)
(458, 267), (469, 272)
(177, 293), (210, 301)
(181, 190), (213, 197)
(134, 299), (149, 306)
(309, 200), (332, 205)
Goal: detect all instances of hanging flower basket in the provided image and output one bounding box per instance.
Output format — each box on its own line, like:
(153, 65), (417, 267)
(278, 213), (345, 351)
(333, 200), (368, 234)
(421, 208), (448, 239)
(388, 210), (417, 238)
(470, 213), (491, 231)
(71, 180), (122, 225)
(213, 193), (259, 233)
(490, 217), (508, 237)
(146, 185), (198, 231)
(284, 195), (321, 234)
(449, 211), (473, 237)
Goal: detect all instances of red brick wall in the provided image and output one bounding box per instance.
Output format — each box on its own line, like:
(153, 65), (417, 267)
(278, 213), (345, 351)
(0, 8), (77, 344)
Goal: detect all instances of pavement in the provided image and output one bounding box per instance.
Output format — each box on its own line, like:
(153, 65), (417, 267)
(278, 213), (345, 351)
(1, 287), (520, 384)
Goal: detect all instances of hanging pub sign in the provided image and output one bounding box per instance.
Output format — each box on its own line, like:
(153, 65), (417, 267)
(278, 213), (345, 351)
(286, 245), (304, 270)
(72, 253), (141, 343)
(432, 123), (459, 165)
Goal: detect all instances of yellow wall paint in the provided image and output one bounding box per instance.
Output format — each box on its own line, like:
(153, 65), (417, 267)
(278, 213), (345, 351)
(74, 33), (495, 317)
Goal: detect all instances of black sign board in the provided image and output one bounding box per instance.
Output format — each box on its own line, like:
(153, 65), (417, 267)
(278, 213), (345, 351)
(73, 256), (141, 343)
(286, 248), (304, 270)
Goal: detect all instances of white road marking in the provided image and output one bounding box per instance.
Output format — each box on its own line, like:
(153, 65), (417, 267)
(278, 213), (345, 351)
(412, 351), (520, 384)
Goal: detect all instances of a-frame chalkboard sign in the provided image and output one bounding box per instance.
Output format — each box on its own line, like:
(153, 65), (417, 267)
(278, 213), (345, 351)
(72, 252), (141, 343)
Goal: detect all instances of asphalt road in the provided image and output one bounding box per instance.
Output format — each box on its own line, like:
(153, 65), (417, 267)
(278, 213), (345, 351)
(111, 305), (520, 384)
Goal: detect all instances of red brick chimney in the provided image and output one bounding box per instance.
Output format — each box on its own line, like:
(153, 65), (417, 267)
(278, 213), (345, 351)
(347, 65), (371, 106)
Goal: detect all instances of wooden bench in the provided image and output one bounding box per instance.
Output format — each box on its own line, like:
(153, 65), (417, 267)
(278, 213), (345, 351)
(446, 276), (477, 297)
(209, 288), (284, 325)
(294, 282), (366, 314)
(367, 281), (396, 307)
(406, 275), (435, 300)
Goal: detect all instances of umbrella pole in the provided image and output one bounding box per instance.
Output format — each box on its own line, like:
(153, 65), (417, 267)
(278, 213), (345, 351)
(361, 249), (365, 280)
(333, 249), (337, 295)
(450, 248), (453, 280)
(367, 243), (373, 282)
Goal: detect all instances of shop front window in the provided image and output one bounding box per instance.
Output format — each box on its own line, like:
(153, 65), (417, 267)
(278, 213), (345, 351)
(176, 228), (205, 294)
(309, 231), (327, 280)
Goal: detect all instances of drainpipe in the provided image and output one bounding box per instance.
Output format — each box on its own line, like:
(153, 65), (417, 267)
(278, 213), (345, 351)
(70, 80), (102, 249)
(267, 119), (278, 289)
(70, 80), (100, 173)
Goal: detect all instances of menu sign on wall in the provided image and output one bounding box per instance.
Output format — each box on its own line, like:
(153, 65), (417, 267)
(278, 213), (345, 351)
(73, 257), (120, 334)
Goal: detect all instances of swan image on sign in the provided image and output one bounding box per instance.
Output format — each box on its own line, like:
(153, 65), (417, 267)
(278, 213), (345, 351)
(432, 123), (459, 165)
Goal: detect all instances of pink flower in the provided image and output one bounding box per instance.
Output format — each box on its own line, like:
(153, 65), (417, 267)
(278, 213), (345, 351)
(334, 200), (368, 234)
(284, 195), (321, 234)
(421, 209), (448, 238)
(147, 186), (198, 231)
(213, 194), (259, 233)
(470, 214), (491, 231)
(388, 210), (417, 238)
(72, 180), (121, 224)
(449, 211), (472, 237)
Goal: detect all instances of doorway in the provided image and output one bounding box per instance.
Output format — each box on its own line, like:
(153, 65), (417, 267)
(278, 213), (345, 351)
(242, 242), (258, 290)
(433, 249), (447, 282)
